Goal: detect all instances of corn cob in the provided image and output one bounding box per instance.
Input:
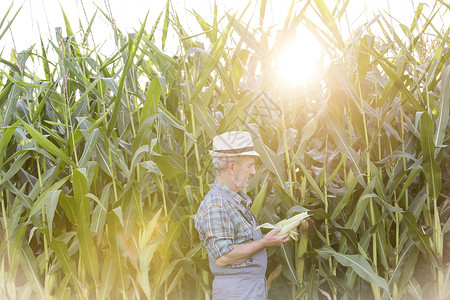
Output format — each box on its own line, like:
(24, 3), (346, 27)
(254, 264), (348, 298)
(256, 212), (309, 241)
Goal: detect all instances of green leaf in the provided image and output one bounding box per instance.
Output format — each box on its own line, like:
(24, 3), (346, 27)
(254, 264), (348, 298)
(59, 194), (77, 225)
(0, 120), (19, 169)
(28, 176), (70, 220)
(50, 238), (77, 277)
(107, 13), (148, 136)
(141, 35), (179, 65)
(55, 275), (72, 299)
(8, 223), (27, 281)
(3, 80), (21, 126)
(218, 92), (255, 132)
(0, 3), (21, 41)
(166, 269), (185, 296)
(410, 3), (424, 32)
(191, 10), (214, 42)
(139, 244), (158, 298)
(91, 183), (112, 237)
(407, 277), (424, 299)
(435, 64), (450, 147)
(250, 127), (286, 186)
(163, 215), (190, 251)
(129, 145), (151, 176)
(316, 246), (389, 293)
(82, 9), (98, 46)
(60, 5), (74, 37)
(141, 77), (161, 125)
(325, 111), (364, 184)
(260, 0), (267, 27)
(402, 211), (432, 254)
(45, 190), (62, 240)
(313, 0), (344, 49)
(95, 142), (114, 177)
(227, 14), (261, 56)
(326, 151), (347, 186)
(251, 180), (268, 218)
(21, 244), (45, 299)
(397, 167), (421, 200)
(79, 128), (101, 167)
(424, 27), (449, 87)
(295, 103), (326, 157)
(22, 121), (76, 167)
(0, 82), (13, 109)
(357, 35), (374, 83)
(0, 153), (28, 185)
(112, 207), (124, 228)
(378, 60), (423, 112)
(39, 39), (51, 81)
(324, 274), (354, 298)
(72, 77), (100, 110)
(85, 193), (107, 212)
(73, 168), (90, 223)
(232, 49), (251, 88)
(419, 112), (442, 199)
(162, 0), (170, 50)
(292, 154), (325, 202)
(157, 258), (184, 288)
(99, 252), (116, 300)
(77, 206), (99, 285)
(152, 154), (182, 180)
(192, 101), (217, 139)
(346, 179), (376, 231)
(387, 241), (419, 291)
(190, 15), (234, 102)
(331, 177), (358, 220)
(133, 115), (158, 154)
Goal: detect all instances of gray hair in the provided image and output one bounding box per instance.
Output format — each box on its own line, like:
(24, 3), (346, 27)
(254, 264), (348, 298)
(212, 156), (241, 175)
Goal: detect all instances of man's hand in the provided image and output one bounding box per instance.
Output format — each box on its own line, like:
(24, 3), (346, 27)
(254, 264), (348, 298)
(260, 227), (290, 248)
(214, 227), (290, 267)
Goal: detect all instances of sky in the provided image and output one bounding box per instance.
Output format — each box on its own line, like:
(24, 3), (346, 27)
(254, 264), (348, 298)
(0, 0), (447, 55)
(0, 0), (448, 83)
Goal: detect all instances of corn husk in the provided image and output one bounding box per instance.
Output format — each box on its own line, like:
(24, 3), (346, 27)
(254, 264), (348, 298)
(256, 212), (309, 241)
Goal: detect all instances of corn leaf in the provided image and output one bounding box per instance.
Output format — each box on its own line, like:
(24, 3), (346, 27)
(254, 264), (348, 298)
(402, 212), (432, 254)
(251, 180), (268, 218)
(419, 112), (442, 199)
(77, 207), (99, 285)
(21, 244), (45, 299)
(435, 64), (450, 147)
(22, 121), (76, 167)
(107, 13), (148, 136)
(316, 246), (389, 293)
(140, 77), (161, 125)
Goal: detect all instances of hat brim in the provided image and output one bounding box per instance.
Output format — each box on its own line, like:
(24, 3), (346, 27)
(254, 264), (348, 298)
(209, 150), (260, 157)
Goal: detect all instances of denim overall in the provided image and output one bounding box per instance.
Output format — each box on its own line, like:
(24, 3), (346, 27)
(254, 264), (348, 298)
(208, 187), (268, 300)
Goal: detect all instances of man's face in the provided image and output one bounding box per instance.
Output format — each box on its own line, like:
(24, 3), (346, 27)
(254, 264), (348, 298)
(232, 156), (256, 191)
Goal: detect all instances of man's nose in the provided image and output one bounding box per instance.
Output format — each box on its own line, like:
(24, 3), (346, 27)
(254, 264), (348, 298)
(250, 166), (256, 175)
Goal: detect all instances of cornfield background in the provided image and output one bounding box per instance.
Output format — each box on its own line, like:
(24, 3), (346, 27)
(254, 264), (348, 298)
(0, 0), (448, 299)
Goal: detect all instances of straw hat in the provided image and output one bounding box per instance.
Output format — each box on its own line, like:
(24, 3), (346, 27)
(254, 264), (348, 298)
(209, 131), (260, 157)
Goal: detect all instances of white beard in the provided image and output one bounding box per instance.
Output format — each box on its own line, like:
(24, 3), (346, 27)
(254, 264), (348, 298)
(232, 174), (248, 191)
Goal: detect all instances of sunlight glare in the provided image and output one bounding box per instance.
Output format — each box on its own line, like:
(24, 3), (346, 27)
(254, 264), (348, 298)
(276, 27), (323, 86)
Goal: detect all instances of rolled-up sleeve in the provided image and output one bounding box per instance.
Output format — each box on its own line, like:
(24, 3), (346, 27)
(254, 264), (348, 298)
(197, 204), (235, 262)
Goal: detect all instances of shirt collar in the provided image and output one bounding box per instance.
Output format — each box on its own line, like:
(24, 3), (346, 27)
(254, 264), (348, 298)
(213, 179), (252, 207)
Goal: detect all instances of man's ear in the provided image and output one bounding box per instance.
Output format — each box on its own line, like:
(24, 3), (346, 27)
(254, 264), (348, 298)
(226, 161), (236, 174)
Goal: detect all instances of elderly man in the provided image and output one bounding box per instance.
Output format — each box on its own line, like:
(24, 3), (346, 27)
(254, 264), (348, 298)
(194, 131), (290, 300)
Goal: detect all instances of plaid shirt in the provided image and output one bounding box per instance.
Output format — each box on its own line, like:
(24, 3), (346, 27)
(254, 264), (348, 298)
(195, 180), (255, 267)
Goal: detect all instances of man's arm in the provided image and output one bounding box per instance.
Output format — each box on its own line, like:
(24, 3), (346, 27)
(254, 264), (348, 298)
(214, 227), (290, 267)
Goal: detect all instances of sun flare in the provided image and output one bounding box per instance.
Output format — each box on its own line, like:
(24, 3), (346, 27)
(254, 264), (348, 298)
(276, 27), (323, 86)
